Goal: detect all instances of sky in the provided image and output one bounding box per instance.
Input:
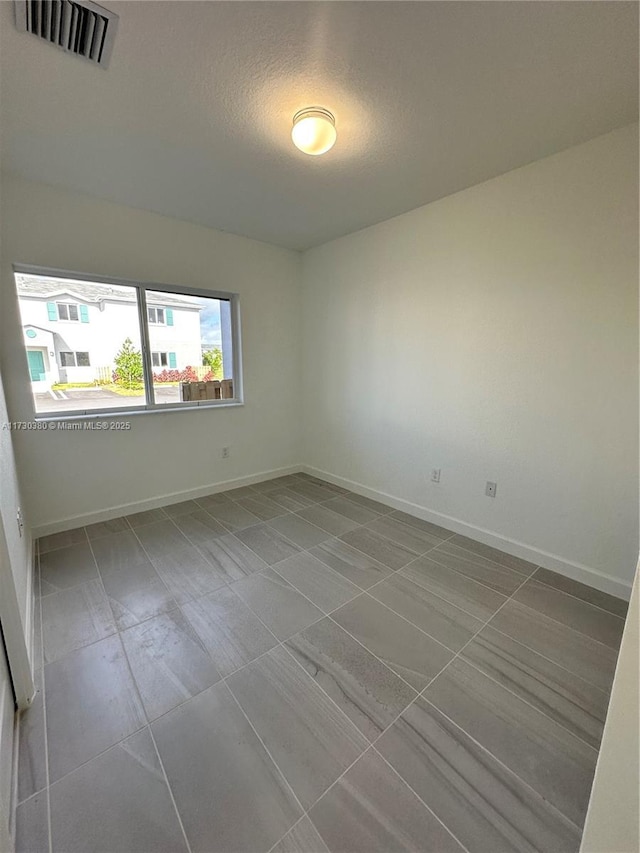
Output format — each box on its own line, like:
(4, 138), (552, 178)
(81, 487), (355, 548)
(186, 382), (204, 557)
(198, 298), (222, 348)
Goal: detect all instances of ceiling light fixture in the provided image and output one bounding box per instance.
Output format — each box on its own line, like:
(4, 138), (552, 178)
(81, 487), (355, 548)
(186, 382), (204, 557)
(291, 107), (337, 156)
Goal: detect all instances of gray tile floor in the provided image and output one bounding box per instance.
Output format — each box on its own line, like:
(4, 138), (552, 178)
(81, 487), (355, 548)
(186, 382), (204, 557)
(15, 473), (628, 853)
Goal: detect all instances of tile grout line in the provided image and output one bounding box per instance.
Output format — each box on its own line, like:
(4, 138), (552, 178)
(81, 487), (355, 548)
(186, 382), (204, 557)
(273, 742), (382, 851)
(265, 814), (323, 853)
(58, 535), (194, 848)
(269, 549), (368, 597)
(127, 521), (201, 611)
(425, 538), (628, 626)
(312, 518), (536, 606)
(370, 744), (472, 853)
(434, 535), (536, 574)
(326, 596), (454, 675)
(446, 645), (600, 755)
(85, 532), (153, 642)
(268, 564), (362, 617)
(222, 681), (308, 818)
(340, 596), (436, 683)
(25, 544), (53, 853)
(38, 547), (53, 853)
(302, 535), (503, 656)
(482, 591), (625, 654)
(478, 620), (615, 695)
(45, 722), (150, 792)
(525, 570), (628, 622)
(415, 565), (541, 700)
(363, 573), (491, 633)
(279, 631), (419, 719)
(420, 545), (533, 598)
(416, 689), (586, 835)
(54, 533), (152, 788)
(146, 726), (194, 853)
(225, 547), (433, 699)
(354, 548), (500, 626)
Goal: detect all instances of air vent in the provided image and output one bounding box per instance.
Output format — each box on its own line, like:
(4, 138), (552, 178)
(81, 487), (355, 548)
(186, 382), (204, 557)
(14, 0), (118, 68)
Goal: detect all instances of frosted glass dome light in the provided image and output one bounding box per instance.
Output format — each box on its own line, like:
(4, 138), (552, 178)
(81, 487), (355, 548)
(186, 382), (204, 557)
(291, 107), (337, 156)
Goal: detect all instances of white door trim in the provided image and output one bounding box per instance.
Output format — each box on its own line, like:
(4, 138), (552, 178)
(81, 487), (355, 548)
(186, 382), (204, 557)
(0, 517), (34, 712)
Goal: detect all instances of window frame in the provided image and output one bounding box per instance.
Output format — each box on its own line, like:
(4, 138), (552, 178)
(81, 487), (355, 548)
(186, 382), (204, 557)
(59, 351), (91, 368)
(151, 351), (174, 369)
(57, 302), (80, 322)
(15, 264), (243, 420)
(147, 306), (166, 325)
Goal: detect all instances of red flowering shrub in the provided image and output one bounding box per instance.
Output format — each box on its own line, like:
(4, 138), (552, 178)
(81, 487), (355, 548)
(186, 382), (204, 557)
(152, 366), (214, 383)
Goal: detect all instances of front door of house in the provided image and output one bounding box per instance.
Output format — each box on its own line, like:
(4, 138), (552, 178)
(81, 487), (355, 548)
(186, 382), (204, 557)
(26, 349), (45, 382)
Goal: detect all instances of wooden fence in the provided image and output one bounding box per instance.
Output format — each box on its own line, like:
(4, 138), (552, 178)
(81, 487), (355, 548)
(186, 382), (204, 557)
(180, 379), (233, 401)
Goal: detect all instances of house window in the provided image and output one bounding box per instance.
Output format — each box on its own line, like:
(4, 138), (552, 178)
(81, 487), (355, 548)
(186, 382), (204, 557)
(48, 302), (89, 323)
(148, 306), (168, 325)
(60, 351), (91, 367)
(15, 269), (242, 417)
(57, 303), (79, 321)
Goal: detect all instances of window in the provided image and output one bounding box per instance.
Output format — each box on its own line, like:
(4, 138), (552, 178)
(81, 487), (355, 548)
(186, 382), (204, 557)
(15, 269), (241, 417)
(47, 302), (89, 323)
(60, 352), (91, 367)
(58, 303), (79, 321)
(151, 352), (175, 368)
(148, 306), (167, 325)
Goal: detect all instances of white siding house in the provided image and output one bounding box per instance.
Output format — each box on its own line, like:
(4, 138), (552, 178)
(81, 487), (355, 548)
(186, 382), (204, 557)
(16, 276), (203, 390)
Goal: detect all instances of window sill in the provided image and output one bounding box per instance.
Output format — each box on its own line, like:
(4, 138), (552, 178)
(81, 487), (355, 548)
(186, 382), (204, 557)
(34, 400), (244, 423)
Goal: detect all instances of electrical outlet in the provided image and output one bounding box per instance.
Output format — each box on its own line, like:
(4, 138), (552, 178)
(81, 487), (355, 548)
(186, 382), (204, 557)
(16, 507), (24, 538)
(485, 481), (497, 498)
(431, 468), (441, 483)
(221, 446), (230, 459)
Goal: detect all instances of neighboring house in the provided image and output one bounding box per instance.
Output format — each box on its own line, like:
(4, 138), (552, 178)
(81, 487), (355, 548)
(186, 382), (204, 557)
(16, 275), (203, 390)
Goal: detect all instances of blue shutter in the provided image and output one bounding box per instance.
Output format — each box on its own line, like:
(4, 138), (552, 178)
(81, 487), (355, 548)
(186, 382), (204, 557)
(168, 352), (177, 369)
(166, 308), (174, 326)
(79, 305), (89, 323)
(47, 302), (57, 321)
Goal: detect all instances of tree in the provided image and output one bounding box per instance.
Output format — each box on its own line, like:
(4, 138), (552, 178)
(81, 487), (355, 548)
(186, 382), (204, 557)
(113, 338), (143, 388)
(202, 347), (223, 379)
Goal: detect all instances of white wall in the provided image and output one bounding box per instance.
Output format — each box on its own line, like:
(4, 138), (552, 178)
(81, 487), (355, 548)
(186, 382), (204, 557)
(0, 174), (302, 529)
(302, 124), (639, 596)
(580, 563), (639, 853)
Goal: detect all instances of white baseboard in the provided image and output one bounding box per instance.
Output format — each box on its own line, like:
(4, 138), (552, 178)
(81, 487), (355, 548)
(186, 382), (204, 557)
(32, 464), (303, 538)
(32, 460), (633, 602)
(303, 465), (633, 602)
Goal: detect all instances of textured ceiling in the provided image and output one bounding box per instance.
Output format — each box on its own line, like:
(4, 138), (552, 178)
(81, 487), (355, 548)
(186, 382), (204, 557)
(1, 1), (638, 250)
